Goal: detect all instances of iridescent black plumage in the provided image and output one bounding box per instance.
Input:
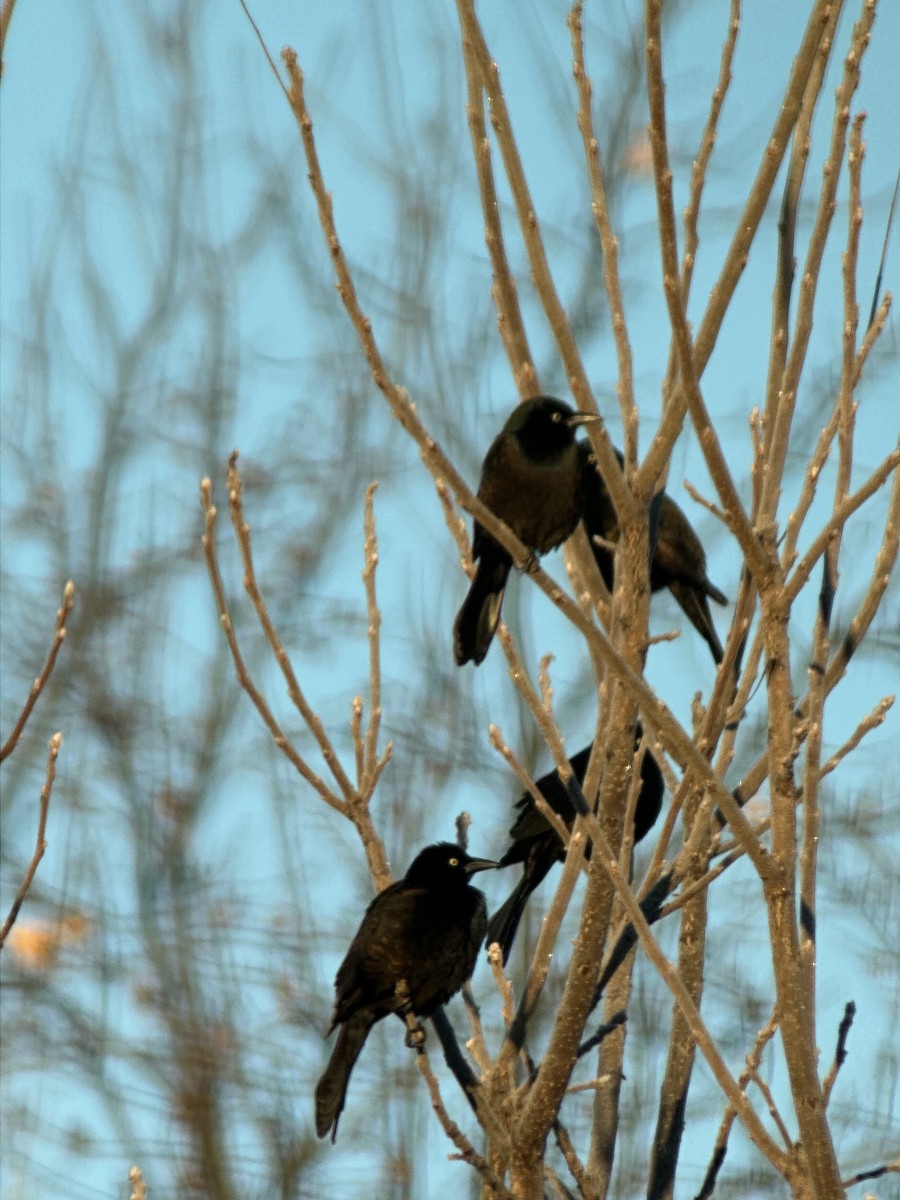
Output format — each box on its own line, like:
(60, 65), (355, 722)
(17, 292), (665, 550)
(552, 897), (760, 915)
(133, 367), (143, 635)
(580, 442), (727, 664)
(487, 738), (664, 964)
(315, 843), (495, 1140)
(454, 397), (597, 666)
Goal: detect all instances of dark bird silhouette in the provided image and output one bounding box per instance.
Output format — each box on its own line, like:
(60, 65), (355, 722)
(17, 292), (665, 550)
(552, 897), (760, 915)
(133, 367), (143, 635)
(580, 443), (728, 664)
(486, 737), (664, 964)
(315, 842), (496, 1141)
(454, 396), (598, 666)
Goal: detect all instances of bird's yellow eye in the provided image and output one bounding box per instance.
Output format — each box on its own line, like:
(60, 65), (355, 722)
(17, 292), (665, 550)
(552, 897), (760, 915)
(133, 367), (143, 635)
(551, 411), (562, 423)
(449, 857), (459, 867)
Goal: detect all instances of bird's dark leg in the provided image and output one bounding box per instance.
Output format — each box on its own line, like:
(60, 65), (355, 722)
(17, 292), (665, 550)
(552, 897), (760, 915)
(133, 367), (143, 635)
(396, 980), (426, 1049)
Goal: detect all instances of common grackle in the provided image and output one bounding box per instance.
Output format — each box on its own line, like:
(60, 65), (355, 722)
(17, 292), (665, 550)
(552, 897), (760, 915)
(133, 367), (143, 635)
(453, 396), (598, 666)
(486, 736), (664, 964)
(315, 842), (496, 1141)
(580, 443), (728, 664)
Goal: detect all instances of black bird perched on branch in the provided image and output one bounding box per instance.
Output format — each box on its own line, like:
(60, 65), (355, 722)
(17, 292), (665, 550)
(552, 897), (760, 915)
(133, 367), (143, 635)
(453, 396), (598, 666)
(580, 443), (728, 664)
(486, 737), (664, 964)
(315, 842), (496, 1141)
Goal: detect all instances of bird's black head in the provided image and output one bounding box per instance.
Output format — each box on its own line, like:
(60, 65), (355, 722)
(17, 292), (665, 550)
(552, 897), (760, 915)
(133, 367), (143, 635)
(504, 396), (598, 460)
(404, 843), (498, 889)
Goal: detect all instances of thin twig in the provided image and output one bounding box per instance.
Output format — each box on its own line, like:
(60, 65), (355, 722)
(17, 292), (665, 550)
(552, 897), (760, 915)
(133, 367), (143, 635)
(822, 1000), (856, 1107)
(695, 1009), (780, 1200)
(748, 1067), (794, 1149)
(487, 942), (516, 1031)
(841, 1158), (900, 1189)
(867, 167), (899, 330)
(681, 0), (741, 301)
(128, 1165), (147, 1200)
(568, 1), (637, 442)
(401, 1012), (513, 1198)
(759, 0), (875, 526)
(226, 453), (357, 803)
(200, 475), (347, 815)
(690, 0), (839, 377)
(435, 477), (474, 578)
(552, 1115), (591, 1200)
(818, 696), (893, 779)
(459, 31), (537, 396)
(0, 732), (61, 948)
(489, 722), (575, 852)
(762, 1), (841, 470)
(784, 447), (900, 606)
(1, 581), (74, 763)
(360, 482), (389, 802)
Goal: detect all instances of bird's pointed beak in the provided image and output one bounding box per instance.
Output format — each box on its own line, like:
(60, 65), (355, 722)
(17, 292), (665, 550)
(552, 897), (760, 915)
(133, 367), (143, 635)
(465, 857), (499, 875)
(568, 411), (600, 428)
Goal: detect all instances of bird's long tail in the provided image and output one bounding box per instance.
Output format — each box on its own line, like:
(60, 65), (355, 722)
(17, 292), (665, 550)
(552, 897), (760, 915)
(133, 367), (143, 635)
(315, 1014), (372, 1141)
(486, 854), (553, 965)
(668, 580), (725, 665)
(453, 550), (511, 666)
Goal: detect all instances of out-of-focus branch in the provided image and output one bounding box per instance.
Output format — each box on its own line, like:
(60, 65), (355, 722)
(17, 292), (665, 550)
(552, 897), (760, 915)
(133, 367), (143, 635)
(0, 0), (17, 78)
(1, 582), (74, 763)
(0, 732), (61, 948)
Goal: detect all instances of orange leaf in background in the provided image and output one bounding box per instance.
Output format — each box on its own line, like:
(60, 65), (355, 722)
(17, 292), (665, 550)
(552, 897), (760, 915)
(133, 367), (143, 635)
(5, 913), (91, 970)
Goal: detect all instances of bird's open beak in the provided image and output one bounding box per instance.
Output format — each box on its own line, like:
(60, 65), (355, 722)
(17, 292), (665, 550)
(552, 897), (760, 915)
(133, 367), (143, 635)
(465, 857), (500, 875)
(568, 411), (600, 427)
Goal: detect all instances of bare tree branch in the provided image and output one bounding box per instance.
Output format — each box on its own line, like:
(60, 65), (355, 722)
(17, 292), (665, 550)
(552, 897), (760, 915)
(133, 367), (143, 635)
(1, 582), (74, 763)
(0, 732), (61, 948)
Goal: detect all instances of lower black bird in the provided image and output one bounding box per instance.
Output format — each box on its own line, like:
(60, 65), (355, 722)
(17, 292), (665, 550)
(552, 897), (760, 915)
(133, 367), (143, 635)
(315, 842), (496, 1141)
(454, 396), (598, 666)
(486, 736), (664, 964)
(580, 443), (728, 664)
